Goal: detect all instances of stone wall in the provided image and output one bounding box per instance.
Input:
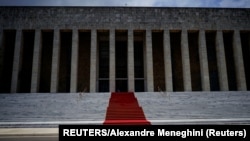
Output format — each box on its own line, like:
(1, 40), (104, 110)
(0, 7), (250, 30)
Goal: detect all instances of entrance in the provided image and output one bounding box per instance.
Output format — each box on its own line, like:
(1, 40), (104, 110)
(134, 31), (145, 92)
(115, 41), (128, 92)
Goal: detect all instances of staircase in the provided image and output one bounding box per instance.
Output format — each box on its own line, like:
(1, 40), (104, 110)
(103, 92), (151, 125)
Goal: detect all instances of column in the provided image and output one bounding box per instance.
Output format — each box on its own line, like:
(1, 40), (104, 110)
(11, 29), (22, 93)
(216, 30), (229, 91)
(90, 29), (97, 92)
(31, 29), (41, 93)
(233, 30), (247, 91)
(199, 30), (210, 91)
(50, 29), (60, 93)
(163, 29), (173, 92)
(109, 29), (115, 92)
(70, 29), (79, 93)
(145, 29), (154, 92)
(181, 29), (192, 91)
(128, 29), (134, 92)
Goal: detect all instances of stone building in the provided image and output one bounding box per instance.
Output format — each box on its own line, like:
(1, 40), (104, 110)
(0, 6), (249, 93)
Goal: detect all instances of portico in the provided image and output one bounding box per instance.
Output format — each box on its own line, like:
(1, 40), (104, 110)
(0, 7), (249, 93)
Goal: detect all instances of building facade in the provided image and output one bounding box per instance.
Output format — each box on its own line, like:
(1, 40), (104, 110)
(0, 6), (249, 93)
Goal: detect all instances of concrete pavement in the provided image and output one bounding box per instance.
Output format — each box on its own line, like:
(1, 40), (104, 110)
(0, 128), (58, 136)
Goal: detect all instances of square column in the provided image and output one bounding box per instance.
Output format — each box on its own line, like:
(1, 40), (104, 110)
(90, 29), (97, 92)
(50, 29), (60, 93)
(31, 29), (41, 93)
(233, 30), (247, 91)
(128, 29), (134, 92)
(70, 29), (79, 93)
(216, 30), (229, 91)
(181, 29), (192, 91)
(163, 29), (173, 92)
(11, 29), (22, 93)
(109, 29), (115, 92)
(199, 30), (210, 91)
(145, 29), (154, 92)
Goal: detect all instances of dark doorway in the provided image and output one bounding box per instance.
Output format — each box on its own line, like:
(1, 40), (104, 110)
(134, 31), (145, 92)
(223, 31), (237, 91)
(188, 31), (202, 91)
(240, 31), (250, 90)
(58, 31), (72, 93)
(116, 80), (128, 92)
(19, 30), (35, 93)
(78, 31), (91, 92)
(98, 30), (110, 92)
(98, 40), (109, 92)
(0, 30), (16, 93)
(115, 40), (128, 92)
(39, 30), (53, 92)
(152, 31), (165, 91)
(115, 31), (128, 92)
(170, 31), (184, 91)
(134, 42), (144, 92)
(205, 31), (220, 91)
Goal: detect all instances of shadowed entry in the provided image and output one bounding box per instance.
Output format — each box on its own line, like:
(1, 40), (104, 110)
(98, 31), (110, 92)
(115, 31), (128, 92)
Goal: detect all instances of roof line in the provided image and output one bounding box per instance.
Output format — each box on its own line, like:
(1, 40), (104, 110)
(0, 5), (248, 9)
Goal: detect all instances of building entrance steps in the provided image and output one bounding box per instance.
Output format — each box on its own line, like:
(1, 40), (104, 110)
(0, 92), (250, 128)
(103, 92), (151, 125)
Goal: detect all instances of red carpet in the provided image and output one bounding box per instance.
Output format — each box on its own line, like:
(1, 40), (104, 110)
(103, 92), (151, 125)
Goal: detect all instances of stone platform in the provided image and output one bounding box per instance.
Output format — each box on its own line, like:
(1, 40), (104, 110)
(0, 91), (250, 127)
